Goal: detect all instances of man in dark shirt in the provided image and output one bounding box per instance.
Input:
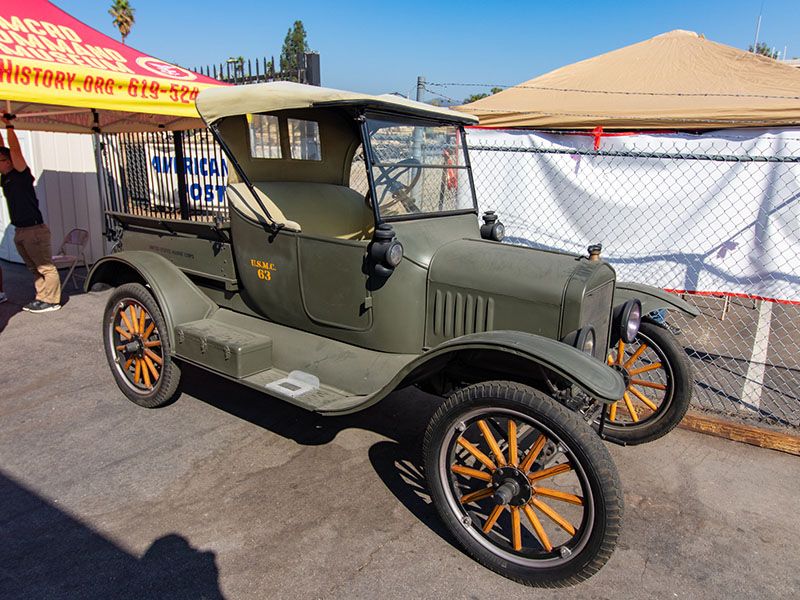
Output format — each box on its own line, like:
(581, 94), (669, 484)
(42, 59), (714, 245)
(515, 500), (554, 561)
(0, 117), (61, 312)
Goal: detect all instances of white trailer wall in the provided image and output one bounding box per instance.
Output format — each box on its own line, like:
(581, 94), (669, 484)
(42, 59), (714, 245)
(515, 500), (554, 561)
(0, 131), (104, 266)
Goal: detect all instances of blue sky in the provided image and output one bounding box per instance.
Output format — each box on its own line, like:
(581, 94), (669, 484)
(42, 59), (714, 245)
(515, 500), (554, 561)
(57, 0), (800, 101)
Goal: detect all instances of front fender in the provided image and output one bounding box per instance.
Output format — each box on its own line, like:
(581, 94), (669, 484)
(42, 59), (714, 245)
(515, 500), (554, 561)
(428, 331), (625, 402)
(324, 330), (625, 416)
(615, 282), (700, 318)
(86, 251), (217, 347)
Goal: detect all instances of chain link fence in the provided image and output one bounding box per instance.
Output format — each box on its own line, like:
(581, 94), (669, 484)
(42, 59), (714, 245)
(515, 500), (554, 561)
(466, 128), (800, 432)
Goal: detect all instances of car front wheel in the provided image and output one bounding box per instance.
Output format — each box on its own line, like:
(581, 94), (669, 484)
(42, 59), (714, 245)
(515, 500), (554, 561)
(603, 321), (693, 445)
(423, 381), (622, 587)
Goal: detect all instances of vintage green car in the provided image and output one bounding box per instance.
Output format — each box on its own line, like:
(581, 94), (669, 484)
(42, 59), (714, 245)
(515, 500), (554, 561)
(88, 82), (697, 587)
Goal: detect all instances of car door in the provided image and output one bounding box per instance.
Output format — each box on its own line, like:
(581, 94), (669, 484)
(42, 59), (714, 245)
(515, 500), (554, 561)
(296, 235), (372, 331)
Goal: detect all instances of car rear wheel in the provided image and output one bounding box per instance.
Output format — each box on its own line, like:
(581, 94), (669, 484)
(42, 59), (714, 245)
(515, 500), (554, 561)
(603, 321), (693, 445)
(423, 381), (622, 587)
(103, 283), (181, 408)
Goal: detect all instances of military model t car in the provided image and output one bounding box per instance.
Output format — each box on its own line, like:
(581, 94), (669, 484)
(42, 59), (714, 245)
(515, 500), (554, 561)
(88, 82), (697, 587)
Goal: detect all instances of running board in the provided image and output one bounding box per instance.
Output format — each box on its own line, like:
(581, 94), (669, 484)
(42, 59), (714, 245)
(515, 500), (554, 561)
(175, 308), (416, 413)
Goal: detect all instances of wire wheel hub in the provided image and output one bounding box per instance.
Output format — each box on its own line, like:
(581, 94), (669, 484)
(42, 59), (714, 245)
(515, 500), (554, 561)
(611, 363), (632, 387)
(492, 467), (532, 506)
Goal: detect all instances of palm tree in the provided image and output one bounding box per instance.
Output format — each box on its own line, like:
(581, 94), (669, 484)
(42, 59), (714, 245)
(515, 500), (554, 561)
(109, 0), (135, 45)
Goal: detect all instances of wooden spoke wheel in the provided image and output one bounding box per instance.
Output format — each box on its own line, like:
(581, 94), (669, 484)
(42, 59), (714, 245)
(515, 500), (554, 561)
(602, 321), (693, 445)
(424, 382), (622, 587)
(103, 283), (181, 408)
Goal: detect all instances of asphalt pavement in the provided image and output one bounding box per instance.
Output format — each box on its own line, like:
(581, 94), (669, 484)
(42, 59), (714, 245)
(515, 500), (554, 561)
(1, 259), (798, 599)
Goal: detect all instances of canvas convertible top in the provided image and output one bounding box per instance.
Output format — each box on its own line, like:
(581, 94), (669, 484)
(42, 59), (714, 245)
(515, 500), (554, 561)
(196, 81), (479, 125)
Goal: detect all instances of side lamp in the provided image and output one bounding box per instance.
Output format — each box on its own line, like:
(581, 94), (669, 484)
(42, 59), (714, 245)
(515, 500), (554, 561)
(480, 211), (505, 242)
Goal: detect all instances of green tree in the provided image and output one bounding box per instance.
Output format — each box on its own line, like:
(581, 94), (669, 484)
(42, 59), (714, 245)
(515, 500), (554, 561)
(227, 56), (245, 77)
(108, 0), (135, 45)
(463, 93), (488, 103)
(463, 87), (504, 104)
(748, 42), (778, 59)
(279, 21), (309, 81)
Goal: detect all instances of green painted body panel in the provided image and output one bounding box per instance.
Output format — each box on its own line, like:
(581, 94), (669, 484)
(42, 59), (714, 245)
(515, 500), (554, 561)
(615, 281), (700, 318)
(393, 213), (480, 267)
(297, 235), (372, 330)
(425, 239), (616, 360)
(427, 240), (576, 346)
(228, 207), (430, 353)
(121, 229), (237, 287)
(561, 260), (616, 358)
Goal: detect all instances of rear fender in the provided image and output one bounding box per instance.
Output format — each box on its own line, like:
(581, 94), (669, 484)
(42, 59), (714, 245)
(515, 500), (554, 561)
(86, 251), (217, 348)
(615, 282), (700, 319)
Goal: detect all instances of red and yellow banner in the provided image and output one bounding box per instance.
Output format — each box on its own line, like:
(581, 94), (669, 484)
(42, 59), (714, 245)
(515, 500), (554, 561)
(0, 0), (224, 124)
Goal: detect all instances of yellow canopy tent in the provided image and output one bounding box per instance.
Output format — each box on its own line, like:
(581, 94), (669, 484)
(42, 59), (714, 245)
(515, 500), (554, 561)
(0, 0), (224, 133)
(457, 30), (800, 130)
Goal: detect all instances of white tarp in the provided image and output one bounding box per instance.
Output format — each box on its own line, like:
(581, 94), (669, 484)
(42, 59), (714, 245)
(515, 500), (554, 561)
(467, 127), (800, 303)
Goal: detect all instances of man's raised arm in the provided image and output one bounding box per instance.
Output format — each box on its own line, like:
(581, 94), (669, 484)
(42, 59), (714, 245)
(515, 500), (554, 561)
(1, 116), (28, 172)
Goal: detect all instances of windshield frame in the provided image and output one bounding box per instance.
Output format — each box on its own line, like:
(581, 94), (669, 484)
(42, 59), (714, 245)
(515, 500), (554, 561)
(359, 110), (479, 224)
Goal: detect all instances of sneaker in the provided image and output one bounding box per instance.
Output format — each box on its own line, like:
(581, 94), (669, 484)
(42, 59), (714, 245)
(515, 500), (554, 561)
(22, 300), (61, 313)
(0, 292), (7, 304)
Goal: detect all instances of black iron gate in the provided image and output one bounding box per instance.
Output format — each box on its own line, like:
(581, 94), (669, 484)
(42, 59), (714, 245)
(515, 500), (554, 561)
(98, 128), (229, 227)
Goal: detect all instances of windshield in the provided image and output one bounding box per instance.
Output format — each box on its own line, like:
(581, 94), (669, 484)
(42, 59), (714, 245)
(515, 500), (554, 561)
(364, 115), (476, 219)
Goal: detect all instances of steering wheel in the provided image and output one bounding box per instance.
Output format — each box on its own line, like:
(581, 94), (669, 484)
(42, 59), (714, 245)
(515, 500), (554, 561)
(373, 158), (423, 213)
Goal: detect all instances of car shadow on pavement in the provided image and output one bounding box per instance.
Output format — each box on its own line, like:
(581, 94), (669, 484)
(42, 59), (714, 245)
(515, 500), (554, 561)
(177, 362), (463, 553)
(0, 471), (225, 600)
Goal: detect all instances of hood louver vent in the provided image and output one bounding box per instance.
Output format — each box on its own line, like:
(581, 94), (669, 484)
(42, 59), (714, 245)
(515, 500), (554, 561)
(433, 290), (495, 339)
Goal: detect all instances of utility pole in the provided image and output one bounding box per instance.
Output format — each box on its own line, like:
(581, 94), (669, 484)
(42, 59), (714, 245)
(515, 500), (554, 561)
(752, 1), (764, 52)
(412, 75), (425, 189)
(412, 76), (425, 162)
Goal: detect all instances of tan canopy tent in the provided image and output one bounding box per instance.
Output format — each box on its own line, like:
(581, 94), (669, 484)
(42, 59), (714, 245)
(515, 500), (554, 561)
(0, 0), (224, 133)
(457, 30), (800, 130)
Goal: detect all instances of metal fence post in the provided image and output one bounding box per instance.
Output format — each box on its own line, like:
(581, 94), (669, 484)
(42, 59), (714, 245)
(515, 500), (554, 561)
(173, 130), (190, 220)
(413, 76), (425, 161)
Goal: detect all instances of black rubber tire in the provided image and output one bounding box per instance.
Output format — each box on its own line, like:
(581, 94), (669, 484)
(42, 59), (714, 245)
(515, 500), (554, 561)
(423, 381), (623, 588)
(103, 283), (181, 408)
(603, 322), (693, 445)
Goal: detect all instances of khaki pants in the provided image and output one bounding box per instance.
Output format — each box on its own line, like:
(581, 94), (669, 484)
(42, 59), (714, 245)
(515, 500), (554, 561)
(14, 224), (61, 305)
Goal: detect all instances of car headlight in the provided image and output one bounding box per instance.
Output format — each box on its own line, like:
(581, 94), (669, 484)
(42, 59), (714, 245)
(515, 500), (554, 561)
(369, 223), (403, 277)
(480, 211), (505, 242)
(615, 299), (642, 343)
(562, 325), (596, 356)
(385, 240), (404, 267)
(576, 326), (595, 355)
(491, 221), (505, 242)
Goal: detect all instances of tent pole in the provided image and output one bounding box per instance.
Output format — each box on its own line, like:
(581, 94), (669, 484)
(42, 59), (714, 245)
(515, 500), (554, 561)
(91, 109), (111, 256)
(173, 131), (190, 220)
(93, 132), (108, 239)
